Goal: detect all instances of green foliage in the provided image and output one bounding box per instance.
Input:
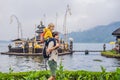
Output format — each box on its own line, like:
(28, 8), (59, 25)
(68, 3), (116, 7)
(101, 51), (120, 58)
(56, 61), (65, 80)
(110, 50), (117, 54)
(9, 67), (14, 74)
(115, 68), (120, 80)
(0, 67), (120, 80)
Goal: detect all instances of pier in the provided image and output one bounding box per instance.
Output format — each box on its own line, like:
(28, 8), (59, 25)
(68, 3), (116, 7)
(0, 52), (72, 56)
(0, 50), (104, 56)
(72, 50), (104, 55)
(72, 50), (103, 52)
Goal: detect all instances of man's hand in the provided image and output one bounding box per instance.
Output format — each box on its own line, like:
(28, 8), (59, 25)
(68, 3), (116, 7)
(47, 48), (52, 54)
(56, 43), (60, 48)
(47, 43), (60, 54)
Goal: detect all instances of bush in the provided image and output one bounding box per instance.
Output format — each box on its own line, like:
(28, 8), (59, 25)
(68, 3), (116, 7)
(0, 68), (120, 80)
(101, 51), (120, 58)
(110, 50), (117, 54)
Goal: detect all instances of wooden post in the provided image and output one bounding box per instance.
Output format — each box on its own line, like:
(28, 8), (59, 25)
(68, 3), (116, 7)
(119, 43), (120, 53)
(8, 44), (12, 52)
(70, 40), (73, 53)
(117, 37), (120, 54)
(103, 44), (106, 52)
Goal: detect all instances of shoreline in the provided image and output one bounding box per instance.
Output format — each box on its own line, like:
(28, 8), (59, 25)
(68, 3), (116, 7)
(101, 51), (120, 58)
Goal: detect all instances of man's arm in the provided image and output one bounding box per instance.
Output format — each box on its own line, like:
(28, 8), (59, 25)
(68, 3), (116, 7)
(47, 41), (60, 53)
(49, 43), (60, 51)
(47, 41), (54, 53)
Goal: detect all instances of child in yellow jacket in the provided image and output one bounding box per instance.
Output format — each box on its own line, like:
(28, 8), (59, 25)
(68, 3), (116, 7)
(43, 23), (55, 40)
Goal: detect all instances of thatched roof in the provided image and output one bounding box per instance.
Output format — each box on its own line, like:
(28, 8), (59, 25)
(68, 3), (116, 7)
(12, 38), (25, 42)
(112, 28), (120, 35)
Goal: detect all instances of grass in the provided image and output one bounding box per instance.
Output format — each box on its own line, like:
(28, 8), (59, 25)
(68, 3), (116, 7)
(101, 50), (120, 58)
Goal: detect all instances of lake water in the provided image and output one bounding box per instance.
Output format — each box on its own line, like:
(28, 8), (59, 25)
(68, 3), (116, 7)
(0, 42), (120, 72)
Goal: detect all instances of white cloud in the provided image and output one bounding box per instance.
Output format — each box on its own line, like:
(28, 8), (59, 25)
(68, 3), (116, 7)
(0, 0), (120, 40)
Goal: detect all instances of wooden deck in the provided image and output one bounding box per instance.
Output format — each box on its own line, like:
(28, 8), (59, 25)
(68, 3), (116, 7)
(0, 52), (72, 56)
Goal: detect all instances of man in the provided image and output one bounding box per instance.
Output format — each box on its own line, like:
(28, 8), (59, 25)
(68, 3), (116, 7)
(47, 31), (60, 80)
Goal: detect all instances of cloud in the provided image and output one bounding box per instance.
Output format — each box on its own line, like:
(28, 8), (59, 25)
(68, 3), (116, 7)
(70, 0), (120, 30)
(0, 0), (120, 40)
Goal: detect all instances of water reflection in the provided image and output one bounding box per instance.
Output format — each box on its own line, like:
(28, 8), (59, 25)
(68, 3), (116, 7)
(7, 56), (45, 72)
(58, 52), (120, 72)
(112, 58), (120, 67)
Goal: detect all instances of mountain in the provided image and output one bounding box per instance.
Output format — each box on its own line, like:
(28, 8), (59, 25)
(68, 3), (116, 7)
(0, 40), (10, 43)
(68, 21), (120, 43)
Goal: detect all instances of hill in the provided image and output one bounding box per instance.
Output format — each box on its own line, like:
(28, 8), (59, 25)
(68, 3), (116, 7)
(68, 21), (120, 43)
(0, 40), (10, 43)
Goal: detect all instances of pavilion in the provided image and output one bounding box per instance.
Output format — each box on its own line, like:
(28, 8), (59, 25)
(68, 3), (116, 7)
(112, 27), (120, 42)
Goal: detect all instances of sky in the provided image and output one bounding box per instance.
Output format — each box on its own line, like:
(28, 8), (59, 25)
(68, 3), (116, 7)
(0, 0), (120, 40)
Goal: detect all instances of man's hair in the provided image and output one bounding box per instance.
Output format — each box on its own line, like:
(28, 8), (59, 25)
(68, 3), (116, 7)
(52, 31), (59, 37)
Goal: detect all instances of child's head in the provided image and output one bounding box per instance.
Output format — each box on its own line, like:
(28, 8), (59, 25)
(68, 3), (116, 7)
(48, 23), (55, 31)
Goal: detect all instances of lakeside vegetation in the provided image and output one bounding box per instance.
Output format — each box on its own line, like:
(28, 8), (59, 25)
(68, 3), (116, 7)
(101, 50), (120, 58)
(0, 64), (120, 80)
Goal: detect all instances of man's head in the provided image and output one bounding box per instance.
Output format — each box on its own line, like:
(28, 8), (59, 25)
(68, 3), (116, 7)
(52, 31), (59, 40)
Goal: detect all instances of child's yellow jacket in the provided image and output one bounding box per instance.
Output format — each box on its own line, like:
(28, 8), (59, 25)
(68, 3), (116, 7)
(43, 28), (53, 40)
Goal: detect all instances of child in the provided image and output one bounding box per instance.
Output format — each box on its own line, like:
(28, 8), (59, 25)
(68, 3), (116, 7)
(40, 23), (55, 43)
(43, 23), (55, 40)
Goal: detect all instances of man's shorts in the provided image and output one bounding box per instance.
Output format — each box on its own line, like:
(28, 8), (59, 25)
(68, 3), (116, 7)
(48, 60), (57, 76)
